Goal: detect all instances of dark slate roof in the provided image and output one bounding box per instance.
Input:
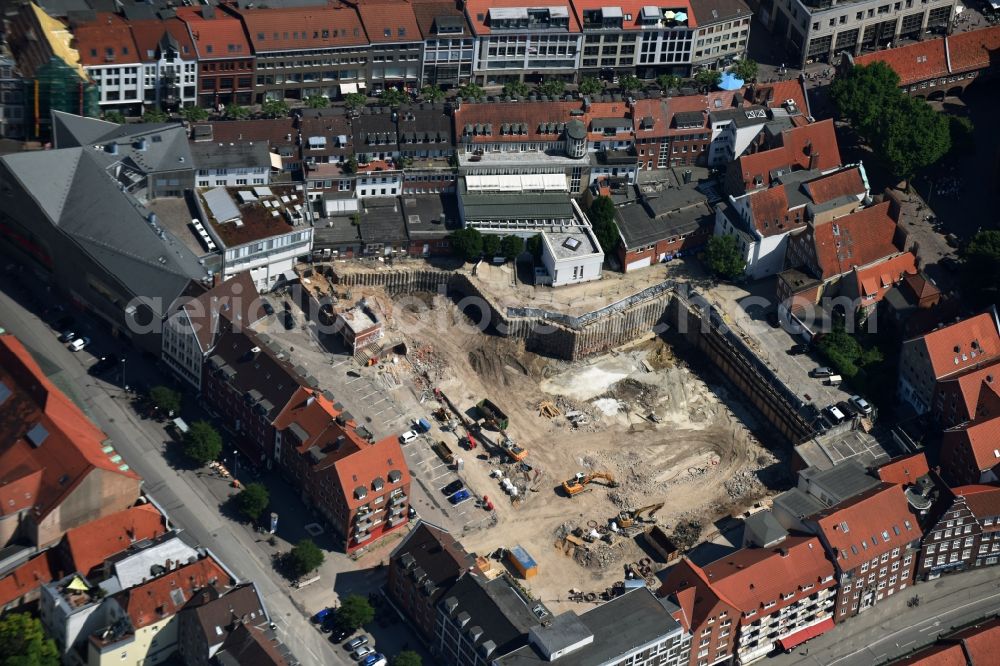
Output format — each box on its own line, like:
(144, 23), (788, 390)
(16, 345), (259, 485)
(390, 521), (472, 603)
(357, 198), (409, 244)
(190, 141), (271, 171)
(187, 583), (268, 649)
(51, 111), (120, 148)
(773, 487), (826, 521)
(743, 510), (789, 547)
(401, 194), (460, 238)
(396, 104), (454, 149)
(615, 183), (713, 250)
(799, 459), (881, 505)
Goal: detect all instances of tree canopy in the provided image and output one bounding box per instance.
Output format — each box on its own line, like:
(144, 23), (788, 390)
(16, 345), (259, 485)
(0, 612), (59, 666)
(482, 233), (502, 258)
(526, 234), (544, 263)
(289, 538), (324, 578)
(732, 58), (758, 82)
(421, 85), (445, 102)
(104, 110), (126, 124)
(539, 79), (566, 98)
(149, 385), (181, 415)
(183, 420), (222, 465)
(502, 80), (530, 98)
(959, 230), (1000, 309)
(344, 93), (367, 110)
(261, 99), (289, 118)
(693, 69), (722, 88)
(337, 594), (375, 631)
(588, 196), (620, 255)
(143, 108), (168, 123)
(501, 235), (525, 261)
(304, 95), (329, 109)
(704, 235), (746, 280)
(657, 74), (682, 90)
(831, 62), (950, 180)
(236, 482), (270, 521)
(449, 227), (484, 262)
(180, 105), (209, 122)
(225, 104), (251, 120)
(578, 77), (602, 96)
(392, 651), (423, 666)
(457, 83), (486, 101)
(816, 325), (883, 379)
(380, 88), (408, 107)
(618, 75), (643, 93)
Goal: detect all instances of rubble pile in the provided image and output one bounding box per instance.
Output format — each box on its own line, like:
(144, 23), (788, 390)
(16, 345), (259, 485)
(600, 378), (661, 412)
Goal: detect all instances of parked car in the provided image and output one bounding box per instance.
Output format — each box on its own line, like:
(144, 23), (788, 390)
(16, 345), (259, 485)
(312, 608), (333, 624)
(824, 405), (846, 423)
(837, 400), (857, 417)
(441, 480), (464, 496)
(399, 430), (418, 444)
(449, 489), (472, 504)
(91, 355), (120, 375)
(352, 644), (375, 660)
(810, 366), (833, 378)
(345, 636), (369, 651)
(849, 395), (873, 415)
(330, 626), (352, 643)
(262, 301), (275, 316)
(58, 330), (76, 343)
(69, 337), (90, 352)
(362, 654), (385, 666)
(788, 343), (809, 355)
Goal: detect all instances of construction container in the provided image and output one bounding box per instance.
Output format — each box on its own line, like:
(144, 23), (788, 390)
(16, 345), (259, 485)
(506, 545), (538, 579)
(415, 417), (432, 433)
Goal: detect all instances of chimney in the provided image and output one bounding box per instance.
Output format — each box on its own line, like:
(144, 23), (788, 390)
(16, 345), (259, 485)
(808, 152), (819, 171)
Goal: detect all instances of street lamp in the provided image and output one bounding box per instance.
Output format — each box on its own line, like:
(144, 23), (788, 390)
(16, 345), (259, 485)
(121, 356), (128, 392)
(232, 449), (238, 477)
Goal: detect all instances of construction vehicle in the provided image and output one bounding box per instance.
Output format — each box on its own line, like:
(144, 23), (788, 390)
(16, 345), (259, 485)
(477, 398), (509, 430)
(499, 435), (527, 462)
(431, 441), (455, 466)
(617, 502), (665, 529)
(562, 472), (618, 497)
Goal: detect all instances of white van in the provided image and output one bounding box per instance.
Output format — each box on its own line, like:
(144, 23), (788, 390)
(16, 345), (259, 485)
(824, 375), (842, 386)
(69, 337), (90, 352)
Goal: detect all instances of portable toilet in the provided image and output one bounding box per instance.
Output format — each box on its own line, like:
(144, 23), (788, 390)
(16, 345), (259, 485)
(506, 545), (538, 579)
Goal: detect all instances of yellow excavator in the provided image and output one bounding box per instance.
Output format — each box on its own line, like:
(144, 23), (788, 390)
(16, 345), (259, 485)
(617, 502), (665, 528)
(563, 472), (619, 497)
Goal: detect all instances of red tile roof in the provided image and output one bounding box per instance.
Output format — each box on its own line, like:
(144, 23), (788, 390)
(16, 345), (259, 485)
(356, 0), (421, 43)
(805, 166), (865, 204)
(952, 615), (1000, 662)
(853, 39), (949, 86)
(814, 483), (918, 568)
(731, 119), (842, 192)
(454, 98), (632, 145)
(234, 4), (368, 52)
(747, 79), (810, 115)
(936, 359), (1000, 424)
(852, 252), (917, 304)
(876, 452), (929, 486)
(274, 388), (365, 463)
(175, 6), (251, 61)
(117, 557), (230, 629)
(809, 201), (900, 280)
(917, 312), (1000, 381)
(568, 0), (694, 31)
(73, 13), (140, 66)
(63, 504), (168, 576)
(903, 272), (939, 302)
(129, 17), (196, 63)
(947, 25), (1000, 73)
(943, 417), (1000, 475)
(892, 643), (968, 666)
(464, 0), (583, 35)
(0, 336), (139, 522)
(0, 551), (57, 609)
(411, 0), (474, 38)
(335, 434), (410, 511)
(700, 536), (835, 617)
(660, 558), (738, 631)
(746, 185), (807, 238)
(952, 484), (1000, 520)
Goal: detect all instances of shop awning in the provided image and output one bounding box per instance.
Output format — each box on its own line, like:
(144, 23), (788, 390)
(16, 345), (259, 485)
(777, 618), (834, 651)
(340, 82), (359, 94)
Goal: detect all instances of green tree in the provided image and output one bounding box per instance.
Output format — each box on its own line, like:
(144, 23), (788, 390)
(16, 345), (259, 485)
(816, 326), (882, 379)
(420, 85), (445, 102)
(502, 80), (530, 98)
(180, 105), (209, 123)
(457, 83), (486, 101)
(578, 76), (602, 96)
(288, 538), (325, 578)
(380, 87), (408, 107)
(657, 74), (682, 90)
(588, 195), (621, 255)
(261, 99), (289, 118)
(336, 595), (375, 631)
(149, 385), (181, 415)
(104, 110), (126, 124)
(449, 227), (484, 262)
(618, 75), (642, 93)
(0, 612), (58, 666)
(143, 107), (168, 123)
(732, 58), (758, 82)
(693, 69), (722, 89)
(482, 233), (502, 258)
(344, 92), (367, 111)
(539, 79), (565, 98)
(525, 234), (543, 263)
(183, 420), (222, 465)
(830, 62), (902, 139)
(500, 235), (525, 261)
(236, 482), (270, 521)
(304, 95), (329, 109)
(959, 230), (1000, 308)
(878, 95), (950, 181)
(948, 115), (975, 155)
(704, 235), (746, 280)
(225, 104), (251, 120)
(342, 156), (358, 174)
(391, 651), (423, 666)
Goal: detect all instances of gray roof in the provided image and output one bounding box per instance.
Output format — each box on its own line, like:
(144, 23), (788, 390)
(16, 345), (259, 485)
(799, 458), (881, 504)
(615, 184), (713, 250)
(440, 573), (547, 659)
(110, 534), (198, 589)
(1, 149), (207, 313)
(190, 141), (271, 171)
(496, 588), (683, 666)
(358, 198), (409, 244)
(743, 510), (789, 547)
(772, 487), (826, 521)
(526, 613), (592, 659)
(460, 190), (574, 222)
(401, 194), (460, 238)
(88, 123), (193, 175)
(203, 187), (241, 224)
(543, 229), (600, 259)
(51, 111), (120, 149)
(689, 0), (753, 23)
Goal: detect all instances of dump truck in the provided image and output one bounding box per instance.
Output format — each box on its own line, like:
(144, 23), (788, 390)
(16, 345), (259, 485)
(562, 472), (618, 497)
(432, 440), (454, 465)
(499, 436), (528, 462)
(477, 398), (509, 430)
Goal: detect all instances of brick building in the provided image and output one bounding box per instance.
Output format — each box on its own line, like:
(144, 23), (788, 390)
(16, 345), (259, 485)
(932, 359), (1000, 428)
(918, 484), (1000, 580)
(176, 6), (255, 108)
(939, 417), (1000, 486)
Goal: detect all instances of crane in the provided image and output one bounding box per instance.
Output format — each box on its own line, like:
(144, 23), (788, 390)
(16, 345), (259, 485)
(617, 502), (665, 528)
(562, 472), (619, 497)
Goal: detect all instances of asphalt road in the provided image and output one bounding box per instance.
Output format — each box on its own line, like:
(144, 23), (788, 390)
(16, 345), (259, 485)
(0, 281), (351, 666)
(767, 565), (1000, 665)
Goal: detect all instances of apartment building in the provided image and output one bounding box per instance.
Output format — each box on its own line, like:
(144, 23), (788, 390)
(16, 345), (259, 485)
(465, 0), (583, 86)
(175, 5), (255, 108)
(72, 13), (144, 112)
(918, 485), (1000, 580)
(689, 0), (754, 72)
(0, 54), (24, 139)
(761, 0), (958, 68)
(413, 0), (476, 87)
(130, 16), (198, 110)
(570, 0), (644, 78)
(357, 0), (423, 91)
(191, 142), (273, 187)
(230, 4), (369, 103)
(931, 358), (1000, 428)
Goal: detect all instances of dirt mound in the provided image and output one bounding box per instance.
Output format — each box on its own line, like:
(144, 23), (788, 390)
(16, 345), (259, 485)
(468, 347), (509, 387)
(600, 378), (661, 412)
(646, 339), (676, 370)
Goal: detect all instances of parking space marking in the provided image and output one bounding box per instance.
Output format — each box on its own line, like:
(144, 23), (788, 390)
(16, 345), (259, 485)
(370, 398), (388, 407)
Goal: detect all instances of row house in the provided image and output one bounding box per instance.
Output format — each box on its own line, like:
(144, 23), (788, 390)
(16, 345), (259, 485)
(130, 16), (199, 109)
(847, 24), (1000, 99)
(357, 0), (424, 92)
(932, 358), (1000, 428)
(191, 118), (301, 178)
(898, 309), (1000, 416)
(272, 388), (411, 552)
(176, 5), (255, 108)
(689, 0), (753, 72)
(464, 0), (583, 86)
(229, 4), (370, 103)
(413, 0), (476, 88)
(714, 164), (869, 280)
(661, 533), (836, 666)
(918, 485), (1000, 580)
(940, 415), (1000, 486)
(72, 13), (144, 111)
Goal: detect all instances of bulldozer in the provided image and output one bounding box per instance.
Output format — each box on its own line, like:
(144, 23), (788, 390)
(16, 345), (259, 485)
(563, 472), (619, 497)
(617, 502), (665, 529)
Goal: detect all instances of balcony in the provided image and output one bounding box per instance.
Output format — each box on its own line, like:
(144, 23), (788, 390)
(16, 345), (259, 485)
(390, 493), (408, 506)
